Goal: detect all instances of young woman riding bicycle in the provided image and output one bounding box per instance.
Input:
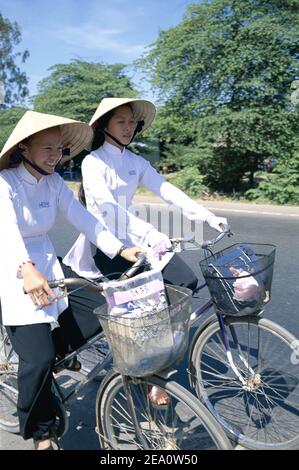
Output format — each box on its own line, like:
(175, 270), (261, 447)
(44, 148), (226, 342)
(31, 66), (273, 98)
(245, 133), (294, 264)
(63, 97), (230, 406)
(0, 111), (140, 450)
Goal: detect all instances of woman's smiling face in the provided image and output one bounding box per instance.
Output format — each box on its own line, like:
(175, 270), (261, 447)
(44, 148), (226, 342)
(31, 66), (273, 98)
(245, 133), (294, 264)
(20, 127), (63, 178)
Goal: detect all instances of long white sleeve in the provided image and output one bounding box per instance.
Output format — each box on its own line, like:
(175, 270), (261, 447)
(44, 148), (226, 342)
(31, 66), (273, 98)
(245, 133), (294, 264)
(82, 156), (153, 242)
(56, 176), (123, 259)
(0, 176), (31, 276)
(139, 159), (213, 222)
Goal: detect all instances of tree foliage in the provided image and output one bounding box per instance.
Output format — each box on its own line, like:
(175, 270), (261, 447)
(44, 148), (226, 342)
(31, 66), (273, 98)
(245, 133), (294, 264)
(137, 0), (299, 192)
(0, 106), (27, 149)
(171, 166), (208, 198)
(196, 107), (298, 191)
(0, 13), (29, 108)
(245, 150), (299, 204)
(32, 60), (138, 122)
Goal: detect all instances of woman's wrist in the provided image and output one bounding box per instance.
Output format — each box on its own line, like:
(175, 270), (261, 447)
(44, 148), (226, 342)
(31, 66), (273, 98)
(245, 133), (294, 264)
(18, 260), (36, 273)
(117, 245), (128, 257)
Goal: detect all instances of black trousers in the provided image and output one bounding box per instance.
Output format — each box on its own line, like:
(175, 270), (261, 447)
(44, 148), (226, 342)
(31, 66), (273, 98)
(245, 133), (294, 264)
(93, 250), (198, 291)
(5, 261), (105, 441)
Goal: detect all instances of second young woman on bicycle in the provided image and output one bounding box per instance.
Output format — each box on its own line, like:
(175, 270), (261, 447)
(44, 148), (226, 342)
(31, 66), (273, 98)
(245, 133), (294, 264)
(63, 98), (229, 405)
(64, 98), (228, 286)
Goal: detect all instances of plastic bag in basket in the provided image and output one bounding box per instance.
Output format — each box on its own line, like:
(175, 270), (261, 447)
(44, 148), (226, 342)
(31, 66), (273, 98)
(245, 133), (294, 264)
(207, 244), (268, 315)
(229, 266), (265, 303)
(102, 269), (174, 375)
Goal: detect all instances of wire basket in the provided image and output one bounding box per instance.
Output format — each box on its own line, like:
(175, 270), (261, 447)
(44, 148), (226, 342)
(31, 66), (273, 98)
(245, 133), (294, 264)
(200, 243), (276, 316)
(94, 285), (192, 377)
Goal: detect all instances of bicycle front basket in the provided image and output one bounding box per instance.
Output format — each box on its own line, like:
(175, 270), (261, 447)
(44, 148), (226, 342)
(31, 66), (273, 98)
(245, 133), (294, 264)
(94, 285), (192, 377)
(200, 243), (276, 316)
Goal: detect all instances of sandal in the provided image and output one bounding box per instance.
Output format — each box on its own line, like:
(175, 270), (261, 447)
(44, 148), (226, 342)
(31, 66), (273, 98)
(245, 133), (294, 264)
(53, 356), (81, 374)
(33, 437), (54, 451)
(40, 444), (54, 450)
(148, 386), (171, 409)
(49, 425), (63, 450)
(33, 425), (63, 450)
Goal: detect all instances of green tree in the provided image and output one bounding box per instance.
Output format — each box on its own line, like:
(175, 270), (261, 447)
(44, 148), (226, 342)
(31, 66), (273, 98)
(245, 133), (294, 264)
(137, 0), (299, 192)
(196, 106), (298, 191)
(32, 60), (138, 122)
(0, 13), (29, 108)
(0, 106), (27, 150)
(245, 150), (299, 204)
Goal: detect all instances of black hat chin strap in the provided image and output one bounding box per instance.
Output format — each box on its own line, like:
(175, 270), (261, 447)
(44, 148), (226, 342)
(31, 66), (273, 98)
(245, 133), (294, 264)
(130, 120), (144, 143)
(103, 130), (126, 148)
(22, 156), (61, 176)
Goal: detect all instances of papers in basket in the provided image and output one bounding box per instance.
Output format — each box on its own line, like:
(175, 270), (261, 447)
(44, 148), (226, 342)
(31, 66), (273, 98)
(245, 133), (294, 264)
(102, 268), (169, 318)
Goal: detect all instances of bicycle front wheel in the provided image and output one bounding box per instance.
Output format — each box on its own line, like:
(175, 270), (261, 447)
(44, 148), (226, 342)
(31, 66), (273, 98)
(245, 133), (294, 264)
(190, 316), (299, 449)
(96, 371), (232, 450)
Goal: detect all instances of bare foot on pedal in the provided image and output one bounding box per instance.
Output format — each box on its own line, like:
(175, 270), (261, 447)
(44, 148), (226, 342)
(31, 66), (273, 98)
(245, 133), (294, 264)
(148, 386), (170, 408)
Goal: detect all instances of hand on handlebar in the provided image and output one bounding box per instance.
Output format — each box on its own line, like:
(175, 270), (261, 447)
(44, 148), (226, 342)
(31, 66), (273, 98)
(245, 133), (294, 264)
(119, 246), (143, 263)
(21, 263), (57, 307)
(144, 228), (172, 260)
(206, 214), (229, 233)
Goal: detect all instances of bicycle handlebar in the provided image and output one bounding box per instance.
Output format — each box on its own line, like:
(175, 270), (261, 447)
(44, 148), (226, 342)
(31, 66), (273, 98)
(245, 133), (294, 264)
(118, 253), (147, 280)
(170, 225), (232, 250)
(201, 225), (232, 248)
(47, 252), (148, 292)
(26, 227), (231, 294)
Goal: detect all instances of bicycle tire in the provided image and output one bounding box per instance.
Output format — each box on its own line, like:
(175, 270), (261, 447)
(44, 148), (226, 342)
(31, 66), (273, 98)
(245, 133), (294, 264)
(190, 316), (299, 450)
(0, 373), (68, 438)
(96, 370), (232, 450)
(0, 327), (18, 368)
(0, 328), (19, 433)
(0, 370), (19, 433)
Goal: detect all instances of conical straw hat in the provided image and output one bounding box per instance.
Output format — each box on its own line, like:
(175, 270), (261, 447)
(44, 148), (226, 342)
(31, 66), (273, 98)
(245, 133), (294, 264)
(89, 98), (156, 133)
(0, 110), (93, 170)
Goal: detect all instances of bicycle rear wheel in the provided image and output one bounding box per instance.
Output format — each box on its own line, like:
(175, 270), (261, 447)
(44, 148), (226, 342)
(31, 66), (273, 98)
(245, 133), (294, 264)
(190, 316), (299, 449)
(96, 370), (232, 450)
(0, 371), (19, 433)
(0, 327), (19, 433)
(0, 326), (18, 368)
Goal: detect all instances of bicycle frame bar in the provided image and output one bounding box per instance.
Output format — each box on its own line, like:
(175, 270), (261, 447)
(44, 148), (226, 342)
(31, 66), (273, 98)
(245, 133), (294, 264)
(121, 375), (151, 450)
(216, 314), (255, 385)
(52, 332), (113, 404)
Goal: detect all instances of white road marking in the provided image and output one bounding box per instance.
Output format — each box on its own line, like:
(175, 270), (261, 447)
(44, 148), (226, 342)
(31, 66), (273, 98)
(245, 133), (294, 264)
(134, 203), (299, 218)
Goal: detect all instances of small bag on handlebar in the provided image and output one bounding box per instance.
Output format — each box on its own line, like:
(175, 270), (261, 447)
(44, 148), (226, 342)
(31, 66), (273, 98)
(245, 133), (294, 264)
(200, 243), (276, 316)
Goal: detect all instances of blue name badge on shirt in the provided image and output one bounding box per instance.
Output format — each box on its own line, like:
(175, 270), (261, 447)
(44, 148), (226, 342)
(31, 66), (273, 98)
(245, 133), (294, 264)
(129, 170), (136, 176)
(39, 201), (50, 208)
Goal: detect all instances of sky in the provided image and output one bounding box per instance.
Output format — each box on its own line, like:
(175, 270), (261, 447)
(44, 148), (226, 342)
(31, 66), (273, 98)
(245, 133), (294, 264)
(0, 0), (196, 105)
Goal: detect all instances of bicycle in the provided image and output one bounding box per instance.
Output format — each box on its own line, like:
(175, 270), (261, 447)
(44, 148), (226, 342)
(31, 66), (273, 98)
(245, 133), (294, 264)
(173, 229), (299, 450)
(0, 322), (111, 440)
(0, 255), (233, 450)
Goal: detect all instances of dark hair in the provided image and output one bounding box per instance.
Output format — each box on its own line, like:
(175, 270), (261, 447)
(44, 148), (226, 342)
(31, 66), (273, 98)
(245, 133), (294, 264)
(9, 147), (23, 168)
(91, 109), (116, 151)
(78, 182), (86, 207)
(8, 136), (32, 168)
(90, 103), (136, 151)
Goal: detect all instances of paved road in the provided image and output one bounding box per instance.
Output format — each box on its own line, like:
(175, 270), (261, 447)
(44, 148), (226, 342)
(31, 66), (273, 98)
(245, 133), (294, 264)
(1, 201), (298, 450)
